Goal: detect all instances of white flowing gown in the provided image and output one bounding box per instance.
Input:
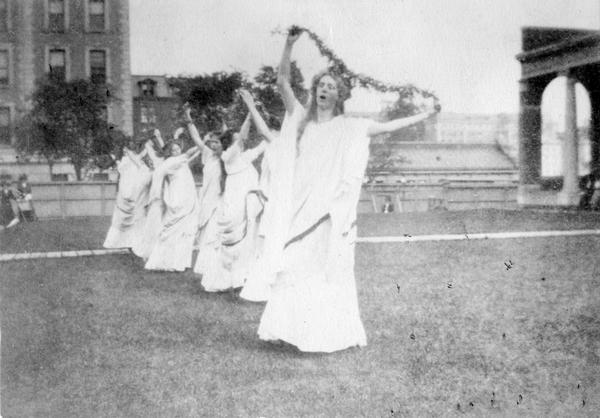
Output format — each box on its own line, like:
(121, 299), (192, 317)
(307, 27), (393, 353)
(200, 142), (264, 292)
(257, 102), (371, 353)
(239, 140), (274, 302)
(193, 145), (222, 275)
(103, 150), (151, 249)
(144, 154), (199, 272)
(131, 146), (165, 259)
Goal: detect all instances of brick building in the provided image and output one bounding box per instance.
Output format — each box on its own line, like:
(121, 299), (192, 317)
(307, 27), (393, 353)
(131, 75), (180, 140)
(0, 0), (132, 161)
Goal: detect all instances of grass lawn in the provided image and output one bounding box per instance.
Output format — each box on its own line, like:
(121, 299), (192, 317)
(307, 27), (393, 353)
(1, 209), (600, 254)
(1, 211), (600, 417)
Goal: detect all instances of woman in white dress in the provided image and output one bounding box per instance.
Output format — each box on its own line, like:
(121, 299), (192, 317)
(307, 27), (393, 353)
(256, 29), (440, 353)
(238, 90), (279, 302)
(132, 130), (167, 259)
(103, 140), (152, 249)
(200, 111), (271, 292)
(144, 134), (201, 272)
(182, 106), (226, 277)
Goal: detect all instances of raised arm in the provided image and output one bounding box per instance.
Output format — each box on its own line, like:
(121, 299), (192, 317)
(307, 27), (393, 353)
(239, 112), (252, 143)
(184, 145), (200, 160)
(124, 147), (144, 168)
(239, 89), (276, 143)
(277, 28), (302, 115)
(182, 103), (206, 149)
(366, 100), (441, 137)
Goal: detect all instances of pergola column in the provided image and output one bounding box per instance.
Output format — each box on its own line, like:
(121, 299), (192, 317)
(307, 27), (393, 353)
(559, 75), (579, 205)
(589, 90), (600, 174)
(518, 80), (542, 185)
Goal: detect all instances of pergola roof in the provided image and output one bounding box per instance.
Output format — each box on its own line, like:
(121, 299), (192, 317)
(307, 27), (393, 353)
(516, 27), (600, 81)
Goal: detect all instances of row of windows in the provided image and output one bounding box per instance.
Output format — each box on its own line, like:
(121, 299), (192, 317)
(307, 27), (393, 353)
(48, 48), (108, 83)
(0, 106), (10, 145)
(0, 47), (109, 86)
(0, 0), (108, 33)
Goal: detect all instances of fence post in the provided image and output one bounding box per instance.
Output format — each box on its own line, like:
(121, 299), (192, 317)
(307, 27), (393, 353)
(100, 182), (106, 216)
(370, 192), (378, 213)
(395, 191), (403, 213)
(59, 182), (65, 219)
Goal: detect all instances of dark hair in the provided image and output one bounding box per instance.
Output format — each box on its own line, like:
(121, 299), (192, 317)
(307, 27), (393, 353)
(216, 130), (234, 195)
(162, 139), (183, 157)
(297, 70), (350, 141)
(217, 129), (234, 151)
(18, 174), (27, 181)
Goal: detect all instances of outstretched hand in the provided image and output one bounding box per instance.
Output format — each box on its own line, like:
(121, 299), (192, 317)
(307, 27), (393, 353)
(287, 25), (303, 44)
(239, 89), (254, 107)
(433, 98), (442, 114)
(182, 102), (193, 123)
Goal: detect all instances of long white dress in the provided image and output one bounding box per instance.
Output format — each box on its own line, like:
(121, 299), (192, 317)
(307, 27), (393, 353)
(131, 146), (165, 259)
(193, 145), (223, 275)
(239, 140), (274, 302)
(103, 150), (152, 249)
(144, 154), (199, 272)
(257, 103), (371, 353)
(200, 142), (264, 292)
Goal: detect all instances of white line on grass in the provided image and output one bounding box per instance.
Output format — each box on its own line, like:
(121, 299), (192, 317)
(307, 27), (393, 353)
(1, 229), (600, 261)
(356, 229), (600, 243)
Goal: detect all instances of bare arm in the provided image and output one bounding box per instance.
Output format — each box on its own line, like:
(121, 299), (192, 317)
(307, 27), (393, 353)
(239, 113), (252, 143)
(277, 29), (302, 115)
(366, 111), (434, 137)
(240, 89), (276, 143)
(124, 148), (143, 168)
(183, 103), (206, 149)
(184, 145), (200, 159)
(187, 149), (201, 163)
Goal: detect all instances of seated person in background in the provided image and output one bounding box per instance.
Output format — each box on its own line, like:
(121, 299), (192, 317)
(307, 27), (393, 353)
(579, 169), (600, 211)
(1, 180), (19, 229)
(16, 174), (37, 221)
(382, 196), (394, 213)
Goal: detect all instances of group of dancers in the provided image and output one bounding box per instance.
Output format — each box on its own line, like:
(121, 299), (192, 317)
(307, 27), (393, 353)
(103, 29), (440, 353)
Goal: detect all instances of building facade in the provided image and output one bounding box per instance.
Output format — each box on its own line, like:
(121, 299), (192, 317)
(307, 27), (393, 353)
(131, 75), (180, 140)
(0, 0), (132, 160)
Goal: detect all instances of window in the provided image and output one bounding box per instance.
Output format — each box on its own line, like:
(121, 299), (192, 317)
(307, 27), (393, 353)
(138, 80), (156, 97)
(89, 50), (106, 84)
(48, 0), (65, 32)
(0, 50), (8, 85)
(49, 49), (66, 81)
(88, 0), (105, 32)
(0, 107), (10, 145)
(0, 0), (7, 32)
(99, 106), (108, 122)
(140, 105), (156, 124)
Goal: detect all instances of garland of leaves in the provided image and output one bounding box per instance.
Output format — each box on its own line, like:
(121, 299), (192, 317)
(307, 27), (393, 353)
(274, 25), (437, 101)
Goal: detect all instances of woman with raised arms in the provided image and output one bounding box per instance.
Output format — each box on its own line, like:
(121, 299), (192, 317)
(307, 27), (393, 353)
(144, 127), (201, 272)
(256, 28), (440, 352)
(103, 138), (151, 249)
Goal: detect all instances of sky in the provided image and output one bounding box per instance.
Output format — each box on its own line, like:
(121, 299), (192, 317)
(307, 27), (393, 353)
(129, 0), (600, 116)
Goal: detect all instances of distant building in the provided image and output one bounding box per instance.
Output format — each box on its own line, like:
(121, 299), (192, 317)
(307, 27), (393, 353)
(367, 142), (518, 184)
(0, 0), (132, 161)
(131, 75), (180, 139)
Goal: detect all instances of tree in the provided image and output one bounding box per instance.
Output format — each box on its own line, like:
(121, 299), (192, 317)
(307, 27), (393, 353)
(168, 71), (247, 132)
(252, 61), (307, 129)
(16, 75), (125, 180)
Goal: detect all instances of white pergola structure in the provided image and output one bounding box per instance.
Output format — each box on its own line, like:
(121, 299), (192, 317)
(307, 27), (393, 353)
(516, 27), (600, 207)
